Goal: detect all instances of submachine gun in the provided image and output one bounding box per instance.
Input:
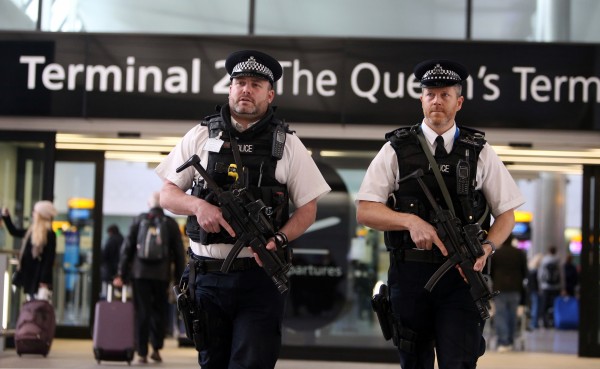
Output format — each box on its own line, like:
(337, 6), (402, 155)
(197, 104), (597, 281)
(176, 154), (291, 294)
(399, 168), (498, 320)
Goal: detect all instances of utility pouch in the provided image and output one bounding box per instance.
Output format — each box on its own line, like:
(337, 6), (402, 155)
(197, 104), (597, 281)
(371, 283), (394, 340)
(173, 284), (195, 340)
(186, 185), (218, 243)
(173, 283), (209, 351)
(384, 195), (424, 249)
(186, 184), (204, 243)
(185, 216), (202, 243)
(371, 283), (417, 353)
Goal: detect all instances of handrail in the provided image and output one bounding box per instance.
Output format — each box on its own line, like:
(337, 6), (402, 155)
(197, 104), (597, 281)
(0, 328), (15, 337)
(0, 249), (19, 257)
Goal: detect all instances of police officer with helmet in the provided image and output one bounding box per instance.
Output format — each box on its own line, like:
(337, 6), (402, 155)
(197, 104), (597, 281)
(156, 49), (330, 369)
(356, 59), (525, 369)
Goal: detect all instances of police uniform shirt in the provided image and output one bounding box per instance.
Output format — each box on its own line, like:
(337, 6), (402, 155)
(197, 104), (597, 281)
(355, 120), (525, 218)
(155, 123), (332, 259)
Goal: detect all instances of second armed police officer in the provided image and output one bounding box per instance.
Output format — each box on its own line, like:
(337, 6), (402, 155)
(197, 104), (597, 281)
(356, 59), (525, 369)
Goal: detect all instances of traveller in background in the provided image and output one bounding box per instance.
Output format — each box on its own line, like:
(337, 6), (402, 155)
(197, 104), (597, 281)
(113, 192), (185, 364)
(355, 58), (525, 369)
(538, 245), (565, 328)
(526, 252), (543, 330)
(156, 49), (331, 369)
(100, 224), (124, 299)
(3, 201), (57, 301)
(490, 235), (528, 352)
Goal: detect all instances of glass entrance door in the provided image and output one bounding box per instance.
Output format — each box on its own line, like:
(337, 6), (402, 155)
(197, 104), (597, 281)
(0, 131), (55, 345)
(53, 150), (104, 337)
(580, 165), (600, 357)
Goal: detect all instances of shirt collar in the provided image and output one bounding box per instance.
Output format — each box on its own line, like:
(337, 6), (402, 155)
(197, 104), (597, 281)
(420, 120), (457, 151)
(231, 116), (259, 132)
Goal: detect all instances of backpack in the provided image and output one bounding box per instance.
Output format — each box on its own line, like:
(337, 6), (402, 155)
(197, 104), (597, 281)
(136, 213), (169, 261)
(541, 260), (560, 286)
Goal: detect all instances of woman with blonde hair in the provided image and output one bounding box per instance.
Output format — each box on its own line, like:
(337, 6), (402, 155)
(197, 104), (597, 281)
(2, 200), (58, 300)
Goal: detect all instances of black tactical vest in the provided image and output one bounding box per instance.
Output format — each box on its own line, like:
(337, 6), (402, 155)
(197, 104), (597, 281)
(383, 124), (490, 250)
(187, 104), (291, 245)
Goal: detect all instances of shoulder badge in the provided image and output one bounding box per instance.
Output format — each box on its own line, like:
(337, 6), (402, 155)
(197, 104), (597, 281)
(457, 125), (487, 148)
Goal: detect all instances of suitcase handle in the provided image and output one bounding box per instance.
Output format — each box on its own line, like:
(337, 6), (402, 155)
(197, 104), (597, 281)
(107, 284), (128, 303)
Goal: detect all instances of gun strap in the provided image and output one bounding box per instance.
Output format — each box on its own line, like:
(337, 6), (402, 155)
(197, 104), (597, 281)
(415, 130), (456, 216)
(228, 133), (244, 174)
(477, 203), (490, 226)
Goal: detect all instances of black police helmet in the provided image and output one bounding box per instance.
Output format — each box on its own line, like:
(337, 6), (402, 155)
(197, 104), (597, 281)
(413, 59), (469, 88)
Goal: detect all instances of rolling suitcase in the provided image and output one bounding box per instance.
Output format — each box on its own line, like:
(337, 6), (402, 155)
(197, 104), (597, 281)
(93, 285), (135, 364)
(14, 299), (56, 357)
(553, 296), (579, 330)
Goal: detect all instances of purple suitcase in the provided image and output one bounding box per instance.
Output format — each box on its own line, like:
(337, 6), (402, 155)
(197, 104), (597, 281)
(93, 285), (135, 364)
(15, 299), (56, 357)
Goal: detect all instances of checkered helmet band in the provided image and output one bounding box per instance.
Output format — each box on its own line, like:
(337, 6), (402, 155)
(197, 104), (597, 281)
(421, 64), (461, 84)
(232, 56), (274, 82)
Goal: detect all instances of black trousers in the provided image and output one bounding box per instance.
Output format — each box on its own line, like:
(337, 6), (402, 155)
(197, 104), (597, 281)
(388, 258), (486, 369)
(541, 288), (561, 328)
(182, 260), (287, 369)
(132, 278), (169, 357)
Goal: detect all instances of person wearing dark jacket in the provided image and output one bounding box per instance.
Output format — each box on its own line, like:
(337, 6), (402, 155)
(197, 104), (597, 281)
(3, 201), (57, 301)
(538, 245), (565, 328)
(490, 235), (528, 352)
(114, 192), (185, 364)
(100, 224), (124, 298)
(563, 252), (579, 297)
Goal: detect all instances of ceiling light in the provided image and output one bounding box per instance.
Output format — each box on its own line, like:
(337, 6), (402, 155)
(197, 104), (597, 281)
(105, 151), (167, 163)
(56, 142), (174, 152)
(505, 164), (582, 174)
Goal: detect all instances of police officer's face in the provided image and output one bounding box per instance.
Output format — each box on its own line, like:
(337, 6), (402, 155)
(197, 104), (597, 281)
(420, 86), (464, 132)
(229, 76), (274, 124)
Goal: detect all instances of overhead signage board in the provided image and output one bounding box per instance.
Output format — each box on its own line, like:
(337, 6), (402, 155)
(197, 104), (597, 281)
(1, 33), (599, 131)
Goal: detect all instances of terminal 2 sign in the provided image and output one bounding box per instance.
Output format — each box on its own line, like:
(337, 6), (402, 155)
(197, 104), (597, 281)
(1, 33), (600, 131)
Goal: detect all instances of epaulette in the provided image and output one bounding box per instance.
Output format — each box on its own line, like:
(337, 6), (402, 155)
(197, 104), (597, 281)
(457, 125), (487, 148)
(200, 105), (222, 127)
(271, 117), (295, 135)
(385, 123), (420, 142)
(200, 112), (221, 127)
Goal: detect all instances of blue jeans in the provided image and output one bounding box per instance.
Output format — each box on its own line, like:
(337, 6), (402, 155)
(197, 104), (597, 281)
(529, 292), (540, 329)
(494, 291), (520, 346)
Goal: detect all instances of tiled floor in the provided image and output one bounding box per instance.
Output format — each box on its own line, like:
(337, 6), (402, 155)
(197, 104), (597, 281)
(1, 328), (599, 369)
